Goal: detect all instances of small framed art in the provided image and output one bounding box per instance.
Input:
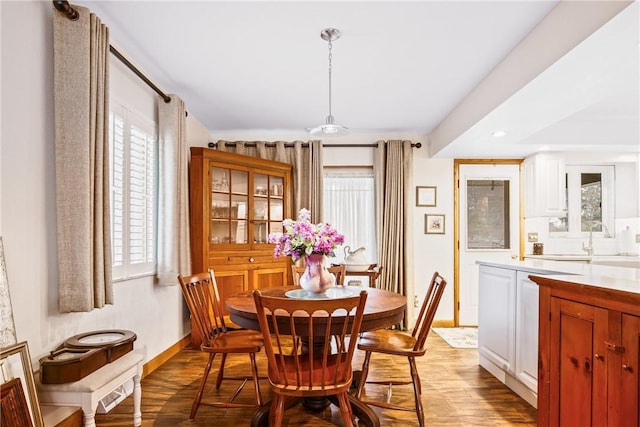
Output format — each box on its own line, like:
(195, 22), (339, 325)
(425, 214), (445, 234)
(416, 186), (437, 207)
(0, 341), (44, 426)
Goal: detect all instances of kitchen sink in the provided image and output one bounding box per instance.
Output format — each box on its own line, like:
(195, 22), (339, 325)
(527, 254), (591, 262)
(588, 256), (640, 268)
(525, 254), (640, 268)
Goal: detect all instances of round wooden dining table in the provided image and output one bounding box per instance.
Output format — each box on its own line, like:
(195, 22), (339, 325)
(226, 285), (407, 427)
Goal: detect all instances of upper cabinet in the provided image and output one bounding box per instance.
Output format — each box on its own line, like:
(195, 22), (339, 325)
(208, 163), (287, 248)
(189, 148), (292, 345)
(523, 153), (566, 218)
(190, 148), (292, 255)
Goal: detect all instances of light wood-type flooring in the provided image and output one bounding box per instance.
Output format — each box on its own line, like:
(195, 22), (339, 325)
(95, 332), (537, 426)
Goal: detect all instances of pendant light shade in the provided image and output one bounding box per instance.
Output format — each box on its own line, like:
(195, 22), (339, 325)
(309, 28), (349, 137)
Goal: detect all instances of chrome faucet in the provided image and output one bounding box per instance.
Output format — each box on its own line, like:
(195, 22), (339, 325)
(582, 221), (611, 256)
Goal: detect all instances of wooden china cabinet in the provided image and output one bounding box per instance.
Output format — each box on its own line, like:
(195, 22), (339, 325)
(189, 148), (292, 346)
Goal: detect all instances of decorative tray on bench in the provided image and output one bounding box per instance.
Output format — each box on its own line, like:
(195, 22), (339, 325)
(39, 329), (136, 384)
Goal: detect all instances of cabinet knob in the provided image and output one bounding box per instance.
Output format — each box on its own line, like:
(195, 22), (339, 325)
(594, 353), (604, 361)
(249, 257), (255, 263)
(623, 364), (633, 372)
(605, 341), (626, 354)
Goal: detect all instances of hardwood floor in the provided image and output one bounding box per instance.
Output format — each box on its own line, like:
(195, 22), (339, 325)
(95, 332), (536, 426)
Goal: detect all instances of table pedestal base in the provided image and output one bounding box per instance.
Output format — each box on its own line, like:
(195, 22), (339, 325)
(250, 394), (380, 427)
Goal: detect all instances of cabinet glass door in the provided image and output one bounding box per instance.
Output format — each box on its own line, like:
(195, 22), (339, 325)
(269, 176), (284, 234)
(253, 174), (285, 243)
(211, 167), (248, 245)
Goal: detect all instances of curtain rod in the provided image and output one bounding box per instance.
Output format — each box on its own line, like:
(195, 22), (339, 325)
(108, 46), (171, 104)
(208, 142), (422, 149)
(52, 0), (172, 104)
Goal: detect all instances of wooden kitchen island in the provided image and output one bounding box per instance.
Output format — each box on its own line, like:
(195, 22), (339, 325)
(530, 274), (640, 427)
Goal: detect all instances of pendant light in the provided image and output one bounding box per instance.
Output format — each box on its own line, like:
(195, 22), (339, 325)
(309, 28), (349, 137)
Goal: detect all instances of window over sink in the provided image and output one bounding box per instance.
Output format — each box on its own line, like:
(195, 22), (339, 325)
(548, 165), (614, 237)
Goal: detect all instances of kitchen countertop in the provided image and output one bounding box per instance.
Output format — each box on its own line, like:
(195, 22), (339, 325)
(524, 254), (640, 264)
(528, 273), (640, 296)
(477, 258), (639, 279)
(477, 258), (640, 294)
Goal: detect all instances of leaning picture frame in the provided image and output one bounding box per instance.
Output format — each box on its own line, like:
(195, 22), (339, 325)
(1, 341), (44, 427)
(416, 186), (437, 207)
(425, 214), (445, 234)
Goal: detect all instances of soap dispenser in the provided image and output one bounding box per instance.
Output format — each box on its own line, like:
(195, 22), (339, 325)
(618, 226), (633, 255)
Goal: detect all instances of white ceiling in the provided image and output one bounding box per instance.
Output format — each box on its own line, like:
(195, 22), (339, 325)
(75, 0), (639, 158)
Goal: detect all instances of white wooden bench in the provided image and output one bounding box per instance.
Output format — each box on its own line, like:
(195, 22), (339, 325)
(37, 349), (144, 427)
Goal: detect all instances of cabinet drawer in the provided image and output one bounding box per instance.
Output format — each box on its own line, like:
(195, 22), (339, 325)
(209, 255), (279, 265)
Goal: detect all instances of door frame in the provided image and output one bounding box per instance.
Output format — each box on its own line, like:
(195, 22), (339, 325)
(453, 159), (524, 327)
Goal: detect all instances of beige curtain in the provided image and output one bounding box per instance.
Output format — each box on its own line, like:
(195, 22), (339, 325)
(54, 6), (113, 312)
(157, 95), (191, 284)
(374, 140), (414, 329)
(217, 140), (324, 221)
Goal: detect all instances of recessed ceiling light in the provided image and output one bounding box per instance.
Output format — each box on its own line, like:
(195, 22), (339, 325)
(491, 130), (506, 138)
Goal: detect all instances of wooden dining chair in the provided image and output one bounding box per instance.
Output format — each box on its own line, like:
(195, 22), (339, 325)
(291, 265), (306, 286)
(327, 263), (346, 286)
(354, 271), (447, 427)
(177, 270), (263, 420)
(252, 288), (368, 427)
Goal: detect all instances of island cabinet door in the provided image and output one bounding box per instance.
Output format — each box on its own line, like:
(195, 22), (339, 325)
(549, 297), (608, 427)
(617, 313), (640, 427)
(515, 271), (539, 392)
(478, 265), (516, 374)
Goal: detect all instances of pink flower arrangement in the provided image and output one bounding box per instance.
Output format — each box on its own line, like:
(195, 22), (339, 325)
(268, 208), (344, 262)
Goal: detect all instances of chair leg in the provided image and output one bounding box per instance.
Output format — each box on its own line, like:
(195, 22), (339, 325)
(336, 391), (355, 427)
(270, 394), (286, 427)
(215, 353), (228, 389)
(249, 352), (262, 405)
(190, 352), (216, 420)
(409, 357), (425, 427)
(355, 351), (372, 399)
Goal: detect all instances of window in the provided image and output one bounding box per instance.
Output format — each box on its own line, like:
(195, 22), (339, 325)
(548, 165), (614, 236)
(323, 169), (377, 264)
(109, 103), (157, 279)
(466, 179), (510, 249)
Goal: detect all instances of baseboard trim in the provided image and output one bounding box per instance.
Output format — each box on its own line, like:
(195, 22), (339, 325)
(432, 319), (455, 328)
(142, 334), (192, 378)
(41, 404), (83, 427)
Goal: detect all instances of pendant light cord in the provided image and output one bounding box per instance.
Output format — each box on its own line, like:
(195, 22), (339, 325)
(327, 40), (333, 119)
(309, 27), (348, 135)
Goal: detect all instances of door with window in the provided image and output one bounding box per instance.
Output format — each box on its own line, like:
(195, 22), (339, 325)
(457, 162), (521, 326)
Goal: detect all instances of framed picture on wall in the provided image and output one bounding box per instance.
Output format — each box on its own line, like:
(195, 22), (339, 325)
(425, 214), (445, 234)
(416, 186), (437, 207)
(0, 342), (44, 427)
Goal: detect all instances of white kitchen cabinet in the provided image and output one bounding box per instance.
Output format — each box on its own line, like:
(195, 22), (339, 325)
(515, 271), (539, 393)
(478, 265), (516, 377)
(478, 263), (541, 408)
(523, 153), (566, 218)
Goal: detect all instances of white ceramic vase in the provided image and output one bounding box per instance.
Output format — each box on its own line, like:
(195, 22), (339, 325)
(299, 253), (335, 293)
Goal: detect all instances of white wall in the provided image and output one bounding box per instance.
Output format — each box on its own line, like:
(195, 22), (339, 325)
(0, 2), (210, 368)
(411, 151), (455, 322)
